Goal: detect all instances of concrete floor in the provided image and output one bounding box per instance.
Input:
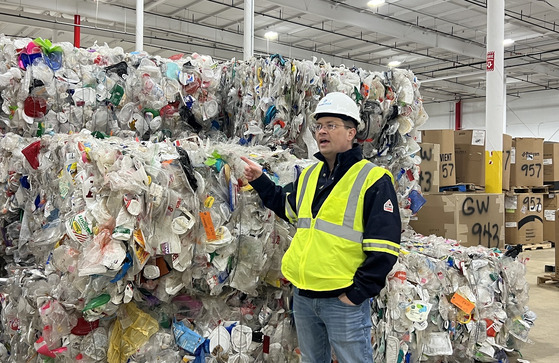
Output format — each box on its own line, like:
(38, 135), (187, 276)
(509, 248), (559, 362)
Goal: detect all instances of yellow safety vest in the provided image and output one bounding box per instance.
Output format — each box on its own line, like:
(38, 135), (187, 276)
(281, 159), (396, 291)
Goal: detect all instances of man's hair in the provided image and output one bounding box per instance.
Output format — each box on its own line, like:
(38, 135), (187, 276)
(314, 113), (358, 128)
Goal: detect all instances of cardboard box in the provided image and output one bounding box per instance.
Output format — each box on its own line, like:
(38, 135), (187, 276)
(420, 130), (456, 187)
(418, 143), (440, 194)
(557, 242), (559, 279)
(543, 142), (559, 187)
(410, 192), (505, 248)
(503, 134), (512, 191)
(543, 193), (559, 243)
(510, 138), (544, 188)
(454, 130), (486, 186)
(505, 193), (544, 245)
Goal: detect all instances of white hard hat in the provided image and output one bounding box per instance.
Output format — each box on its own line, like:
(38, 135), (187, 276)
(312, 92), (362, 128)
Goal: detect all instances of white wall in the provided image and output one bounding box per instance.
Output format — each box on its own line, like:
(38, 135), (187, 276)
(422, 89), (559, 141)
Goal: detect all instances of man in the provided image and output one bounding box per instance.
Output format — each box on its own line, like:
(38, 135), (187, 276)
(241, 92), (401, 362)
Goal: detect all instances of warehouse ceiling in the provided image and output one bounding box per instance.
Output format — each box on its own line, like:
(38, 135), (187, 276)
(1, 0), (559, 103)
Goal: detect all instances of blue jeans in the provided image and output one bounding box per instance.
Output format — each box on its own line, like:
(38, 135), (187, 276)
(293, 290), (373, 363)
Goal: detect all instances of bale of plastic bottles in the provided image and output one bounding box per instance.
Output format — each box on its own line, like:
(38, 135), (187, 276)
(372, 233), (535, 363)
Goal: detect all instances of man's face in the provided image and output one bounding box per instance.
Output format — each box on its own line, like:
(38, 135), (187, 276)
(313, 116), (356, 160)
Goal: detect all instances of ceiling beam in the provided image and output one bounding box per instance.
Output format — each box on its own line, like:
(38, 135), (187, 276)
(0, 6), (385, 71)
(421, 79), (487, 97)
(196, 0), (245, 23)
(145, 0), (169, 12)
(419, 70), (487, 84)
(272, 0), (487, 59)
(163, 0), (199, 17)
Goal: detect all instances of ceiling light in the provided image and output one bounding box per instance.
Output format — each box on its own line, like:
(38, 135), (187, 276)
(388, 60), (401, 68)
(503, 38), (515, 47)
(264, 31), (278, 40)
(367, 0), (386, 7)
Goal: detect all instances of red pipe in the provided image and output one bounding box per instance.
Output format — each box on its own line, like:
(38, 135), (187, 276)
(455, 100), (462, 130)
(74, 15), (81, 48)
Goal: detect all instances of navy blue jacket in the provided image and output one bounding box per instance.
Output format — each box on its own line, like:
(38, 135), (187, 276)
(249, 144), (401, 304)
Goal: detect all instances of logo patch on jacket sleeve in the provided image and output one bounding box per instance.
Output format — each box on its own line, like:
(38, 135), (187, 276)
(383, 199), (393, 213)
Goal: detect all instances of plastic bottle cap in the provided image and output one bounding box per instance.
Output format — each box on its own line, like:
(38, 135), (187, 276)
(143, 265), (160, 279)
(125, 199), (141, 216)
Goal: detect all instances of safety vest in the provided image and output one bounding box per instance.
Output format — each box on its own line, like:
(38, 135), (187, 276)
(281, 159), (396, 291)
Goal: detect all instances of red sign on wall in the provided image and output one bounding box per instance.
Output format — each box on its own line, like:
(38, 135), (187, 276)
(486, 51), (495, 71)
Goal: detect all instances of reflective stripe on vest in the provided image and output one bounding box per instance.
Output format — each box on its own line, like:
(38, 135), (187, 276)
(363, 239), (401, 257)
(284, 192), (297, 224)
(296, 162), (319, 214)
(296, 161), (374, 242)
(297, 217), (361, 242)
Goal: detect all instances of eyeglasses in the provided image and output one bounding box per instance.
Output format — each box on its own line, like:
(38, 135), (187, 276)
(310, 123), (353, 133)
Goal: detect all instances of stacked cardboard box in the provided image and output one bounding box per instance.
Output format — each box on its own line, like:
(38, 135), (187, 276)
(503, 134), (513, 191)
(543, 193), (559, 244)
(413, 131), (543, 247)
(420, 130), (456, 187)
(454, 130), (486, 186)
(543, 143), (559, 271)
(410, 192), (505, 248)
(557, 246), (559, 279)
(418, 143), (440, 194)
(510, 138), (544, 188)
(544, 142), (559, 189)
(453, 131), (513, 190)
(505, 138), (545, 245)
(419, 130), (512, 191)
(505, 193), (544, 245)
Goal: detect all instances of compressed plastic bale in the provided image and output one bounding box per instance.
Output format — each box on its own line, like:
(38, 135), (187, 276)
(371, 234), (535, 363)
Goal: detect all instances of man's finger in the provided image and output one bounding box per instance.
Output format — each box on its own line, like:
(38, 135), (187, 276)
(241, 156), (257, 167)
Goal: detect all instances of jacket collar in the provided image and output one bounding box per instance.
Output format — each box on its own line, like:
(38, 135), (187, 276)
(314, 144), (363, 171)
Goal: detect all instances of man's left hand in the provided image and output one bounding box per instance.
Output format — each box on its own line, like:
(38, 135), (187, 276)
(338, 294), (356, 306)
